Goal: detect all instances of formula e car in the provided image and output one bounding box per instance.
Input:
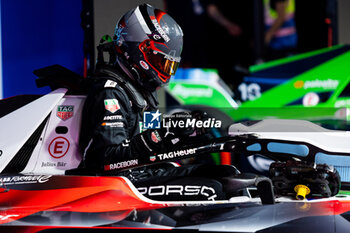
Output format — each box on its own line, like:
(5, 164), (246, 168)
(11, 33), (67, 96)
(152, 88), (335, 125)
(1, 66), (350, 233)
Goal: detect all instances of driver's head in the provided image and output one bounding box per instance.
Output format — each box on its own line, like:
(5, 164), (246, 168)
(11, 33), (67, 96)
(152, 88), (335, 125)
(114, 4), (183, 91)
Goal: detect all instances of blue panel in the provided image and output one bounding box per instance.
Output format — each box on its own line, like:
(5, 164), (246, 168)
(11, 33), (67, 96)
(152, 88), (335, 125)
(247, 143), (261, 152)
(315, 152), (350, 182)
(243, 77), (288, 85)
(1, 0), (84, 98)
(267, 142), (309, 157)
(172, 68), (217, 82)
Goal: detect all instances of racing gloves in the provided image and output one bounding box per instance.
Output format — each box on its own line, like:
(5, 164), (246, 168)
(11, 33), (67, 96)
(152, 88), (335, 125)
(131, 111), (197, 157)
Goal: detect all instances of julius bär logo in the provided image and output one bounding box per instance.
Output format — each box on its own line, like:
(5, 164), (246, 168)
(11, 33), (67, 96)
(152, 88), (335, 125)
(143, 110), (161, 129)
(57, 105), (74, 121)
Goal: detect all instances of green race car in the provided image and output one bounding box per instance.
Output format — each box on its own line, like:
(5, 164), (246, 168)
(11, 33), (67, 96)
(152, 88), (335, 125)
(167, 44), (350, 128)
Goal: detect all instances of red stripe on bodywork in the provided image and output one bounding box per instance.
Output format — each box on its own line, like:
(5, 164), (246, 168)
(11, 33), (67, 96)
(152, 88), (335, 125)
(220, 152), (231, 165)
(0, 176), (165, 224)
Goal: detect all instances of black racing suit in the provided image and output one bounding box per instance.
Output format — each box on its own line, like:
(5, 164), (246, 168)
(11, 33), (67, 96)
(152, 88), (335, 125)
(79, 67), (239, 201)
(79, 70), (151, 170)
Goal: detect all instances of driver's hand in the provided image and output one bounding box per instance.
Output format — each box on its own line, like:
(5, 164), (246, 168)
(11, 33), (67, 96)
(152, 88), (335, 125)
(161, 111), (195, 139)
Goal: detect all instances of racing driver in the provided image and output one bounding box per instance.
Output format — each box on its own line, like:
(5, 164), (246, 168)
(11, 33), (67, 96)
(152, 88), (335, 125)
(79, 4), (240, 201)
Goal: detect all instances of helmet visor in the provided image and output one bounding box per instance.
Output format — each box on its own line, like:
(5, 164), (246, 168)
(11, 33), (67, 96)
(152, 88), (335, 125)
(146, 50), (180, 76)
(140, 40), (181, 81)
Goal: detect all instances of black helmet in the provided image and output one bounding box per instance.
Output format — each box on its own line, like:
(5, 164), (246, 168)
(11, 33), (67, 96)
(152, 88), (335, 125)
(114, 4), (183, 91)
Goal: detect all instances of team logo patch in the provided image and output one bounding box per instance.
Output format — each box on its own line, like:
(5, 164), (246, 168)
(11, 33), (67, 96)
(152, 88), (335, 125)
(57, 105), (74, 121)
(140, 60), (149, 70)
(104, 99), (120, 113)
(143, 110), (161, 129)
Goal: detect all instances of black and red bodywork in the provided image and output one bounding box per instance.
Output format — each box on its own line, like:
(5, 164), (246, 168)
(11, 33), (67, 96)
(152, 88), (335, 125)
(1, 174), (350, 233)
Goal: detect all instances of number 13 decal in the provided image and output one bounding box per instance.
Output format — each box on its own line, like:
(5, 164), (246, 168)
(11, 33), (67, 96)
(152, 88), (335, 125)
(238, 83), (261, 101)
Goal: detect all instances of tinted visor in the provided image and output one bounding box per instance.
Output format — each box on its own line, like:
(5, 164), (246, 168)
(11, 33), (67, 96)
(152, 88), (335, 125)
(139, 40), (181, 81)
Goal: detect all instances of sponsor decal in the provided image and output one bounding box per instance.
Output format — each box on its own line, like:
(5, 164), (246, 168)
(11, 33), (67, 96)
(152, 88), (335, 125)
(101, 122), (124, 127)
(294, 79), (339, 90)
(41, 161), (67, 167)
(172, 84), (213, 99)
(334, 108), (349, 119)
(57, 105), (74, 121)
(140, 60), (149, 70)
(335, 99), (350, 108)
(151, 131), (162, 143)
(150, 17), (170, 42)
(104, 80), (117, 88)
(104, 159), (139, 171)
(104, 99), (120, 113)
(302, 92), (320, 106)
(103, 115), (123, 121)
(157, 148), (197, 161)
(150, 156), (156, 162)
(48, 137), (70, 159)
(143, 110), (161, 129)
(0, 215), (19, 221)
(138, 185), (217, 201)
(0, 175), (52, 185)
(153, 34), (161, 40)
(294, 80), (304, 89)
(171, 138), (180, 145)
(165, 52), (180, 63)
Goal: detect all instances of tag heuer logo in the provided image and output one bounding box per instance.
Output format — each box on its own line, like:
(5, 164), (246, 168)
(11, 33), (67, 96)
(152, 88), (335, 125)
(104, 99), (120, 113)
(57, 105), (74, 121)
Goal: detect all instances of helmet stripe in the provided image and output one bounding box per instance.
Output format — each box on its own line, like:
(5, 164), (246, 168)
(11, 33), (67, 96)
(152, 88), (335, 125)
(134, 6), (151, 34)
(155, 10), (167, 23)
